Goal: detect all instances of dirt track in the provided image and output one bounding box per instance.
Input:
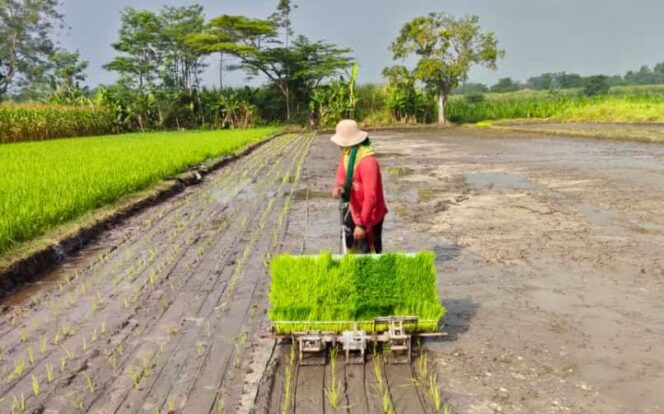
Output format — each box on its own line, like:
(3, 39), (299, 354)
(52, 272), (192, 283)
(1, 129), (663, 413)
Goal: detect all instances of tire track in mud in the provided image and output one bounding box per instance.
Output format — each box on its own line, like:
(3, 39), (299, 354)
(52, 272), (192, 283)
(0, 134), (302, 408)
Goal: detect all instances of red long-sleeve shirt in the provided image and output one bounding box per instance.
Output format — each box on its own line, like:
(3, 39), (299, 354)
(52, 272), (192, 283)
(335, 154), (388, 234)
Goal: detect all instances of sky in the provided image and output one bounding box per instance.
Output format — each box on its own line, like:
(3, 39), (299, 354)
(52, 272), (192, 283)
(58, 0), (664, 88)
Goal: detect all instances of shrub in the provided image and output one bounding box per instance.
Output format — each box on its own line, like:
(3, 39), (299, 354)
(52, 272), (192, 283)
(269, 252), (445, 333)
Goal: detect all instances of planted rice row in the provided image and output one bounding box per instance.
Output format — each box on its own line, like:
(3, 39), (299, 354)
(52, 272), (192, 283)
(0, 128), (278, 255)
(269, 252), (445, 333)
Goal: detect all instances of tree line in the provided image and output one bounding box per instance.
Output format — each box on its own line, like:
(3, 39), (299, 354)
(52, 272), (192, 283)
(457, 62), (664, 95)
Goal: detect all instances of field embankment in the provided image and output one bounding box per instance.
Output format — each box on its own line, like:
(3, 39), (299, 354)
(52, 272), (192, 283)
(0, 104), (116, 143)
(0, 128), (278, 258)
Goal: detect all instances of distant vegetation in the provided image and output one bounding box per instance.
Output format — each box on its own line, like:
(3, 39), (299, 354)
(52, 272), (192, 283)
(0, 104), (115, 143)
(2, 0), (664, 137)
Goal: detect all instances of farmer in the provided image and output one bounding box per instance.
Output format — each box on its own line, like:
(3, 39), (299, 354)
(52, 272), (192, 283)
(331, 119), (388, 254)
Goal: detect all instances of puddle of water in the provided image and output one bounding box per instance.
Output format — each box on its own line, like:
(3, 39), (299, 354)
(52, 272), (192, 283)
(574, 202), (618, 227)
(465, 172), (533, 190)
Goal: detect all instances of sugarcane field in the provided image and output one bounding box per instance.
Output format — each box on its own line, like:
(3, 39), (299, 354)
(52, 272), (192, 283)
(1, 1), (663, 413)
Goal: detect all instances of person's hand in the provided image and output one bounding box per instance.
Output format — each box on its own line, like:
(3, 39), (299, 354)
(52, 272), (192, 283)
(353, 226), (366, 239)
(332, 186), (345, 200)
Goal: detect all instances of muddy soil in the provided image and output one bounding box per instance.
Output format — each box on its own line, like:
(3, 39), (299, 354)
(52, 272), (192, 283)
(269, 129), (664, 414)
(2, 128), (663, 414)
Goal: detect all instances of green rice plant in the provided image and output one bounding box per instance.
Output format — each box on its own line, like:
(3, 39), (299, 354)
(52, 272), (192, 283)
(280, 341), (297, 414)
(39, 337), (48, 355)
(0, 128), (277, 255)
(31, 375), (40, 397)
(324, 347), (342, 409)
(270, 252), (445, 333)
(26, 346), (34, 365)
(11, 393), (25, 414)
(9, 357), (26, 380)
(83, 372), (95, 394)
(428, 374), (442, 411)
(46, 363), (54, 383)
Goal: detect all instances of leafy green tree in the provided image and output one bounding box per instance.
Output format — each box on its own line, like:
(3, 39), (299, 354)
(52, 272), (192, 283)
(0, 0), (63, 98)
(491, 77), (520, 93)
(188, 14), (351, 122)
(47, 49), (89, 103)
(583, 75), (609, 96)
(389, 12), (504, 125)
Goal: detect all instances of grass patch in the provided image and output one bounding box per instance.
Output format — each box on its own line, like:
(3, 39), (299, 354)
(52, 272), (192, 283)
(0, 128), (278, 256)
(269, 252), (444, 333)
(447, 93), (664, 124)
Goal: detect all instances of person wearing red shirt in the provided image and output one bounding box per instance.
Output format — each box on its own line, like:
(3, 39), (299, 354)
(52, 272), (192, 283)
(331, 120), (388, 254)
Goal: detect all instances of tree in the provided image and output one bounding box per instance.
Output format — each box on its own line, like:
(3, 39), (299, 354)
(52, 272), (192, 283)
(188, 14), (352, 122)
(47, 49), (89, 103)
(583, 75), (609, 96)
(491, 77), (520, 93)
(0, 0), (63, 98)
(389, 12), (504, 125)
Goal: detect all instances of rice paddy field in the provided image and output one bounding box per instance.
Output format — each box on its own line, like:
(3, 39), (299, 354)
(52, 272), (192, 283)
(0, 128), (277, 256)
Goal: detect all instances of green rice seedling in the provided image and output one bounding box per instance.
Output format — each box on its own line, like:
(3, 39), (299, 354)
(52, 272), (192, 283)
(26, 346), (34, 365)
(71, 392), (84, 411)
(49, 301), (59, 317)
(53, 330), (62, 345)
(46, 363), (54, 383)
(31, 375), (40, 397)
(83, 372), (95, 394)
(9, 358), (26, 381)
(428, 374), (442, 411)
(82, 337), (88, 352)
(60, 356), (67, 372)
(280, 341), (297, 414)
(39, 337), (48, 355)
(324, 347), (342, 409)
(11, 393), (25, 414)
(100, 322), (106, 334)
(166, 396), (176, 413)
(127, 367), (143, 389)
(417, 352), (428, 381)
(91, 329), (98, 343)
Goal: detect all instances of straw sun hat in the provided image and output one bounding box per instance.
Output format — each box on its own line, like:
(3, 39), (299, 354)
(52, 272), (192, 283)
(330, 119), (368, 147)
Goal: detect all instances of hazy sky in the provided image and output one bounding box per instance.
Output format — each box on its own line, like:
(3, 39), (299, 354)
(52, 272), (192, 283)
(58, 0), (664, 88)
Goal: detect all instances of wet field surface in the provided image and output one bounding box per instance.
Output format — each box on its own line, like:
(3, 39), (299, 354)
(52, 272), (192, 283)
(1, 128), (663, 413)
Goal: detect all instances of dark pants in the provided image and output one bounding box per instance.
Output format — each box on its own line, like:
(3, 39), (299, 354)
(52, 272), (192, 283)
(343, 207), (383, 254)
